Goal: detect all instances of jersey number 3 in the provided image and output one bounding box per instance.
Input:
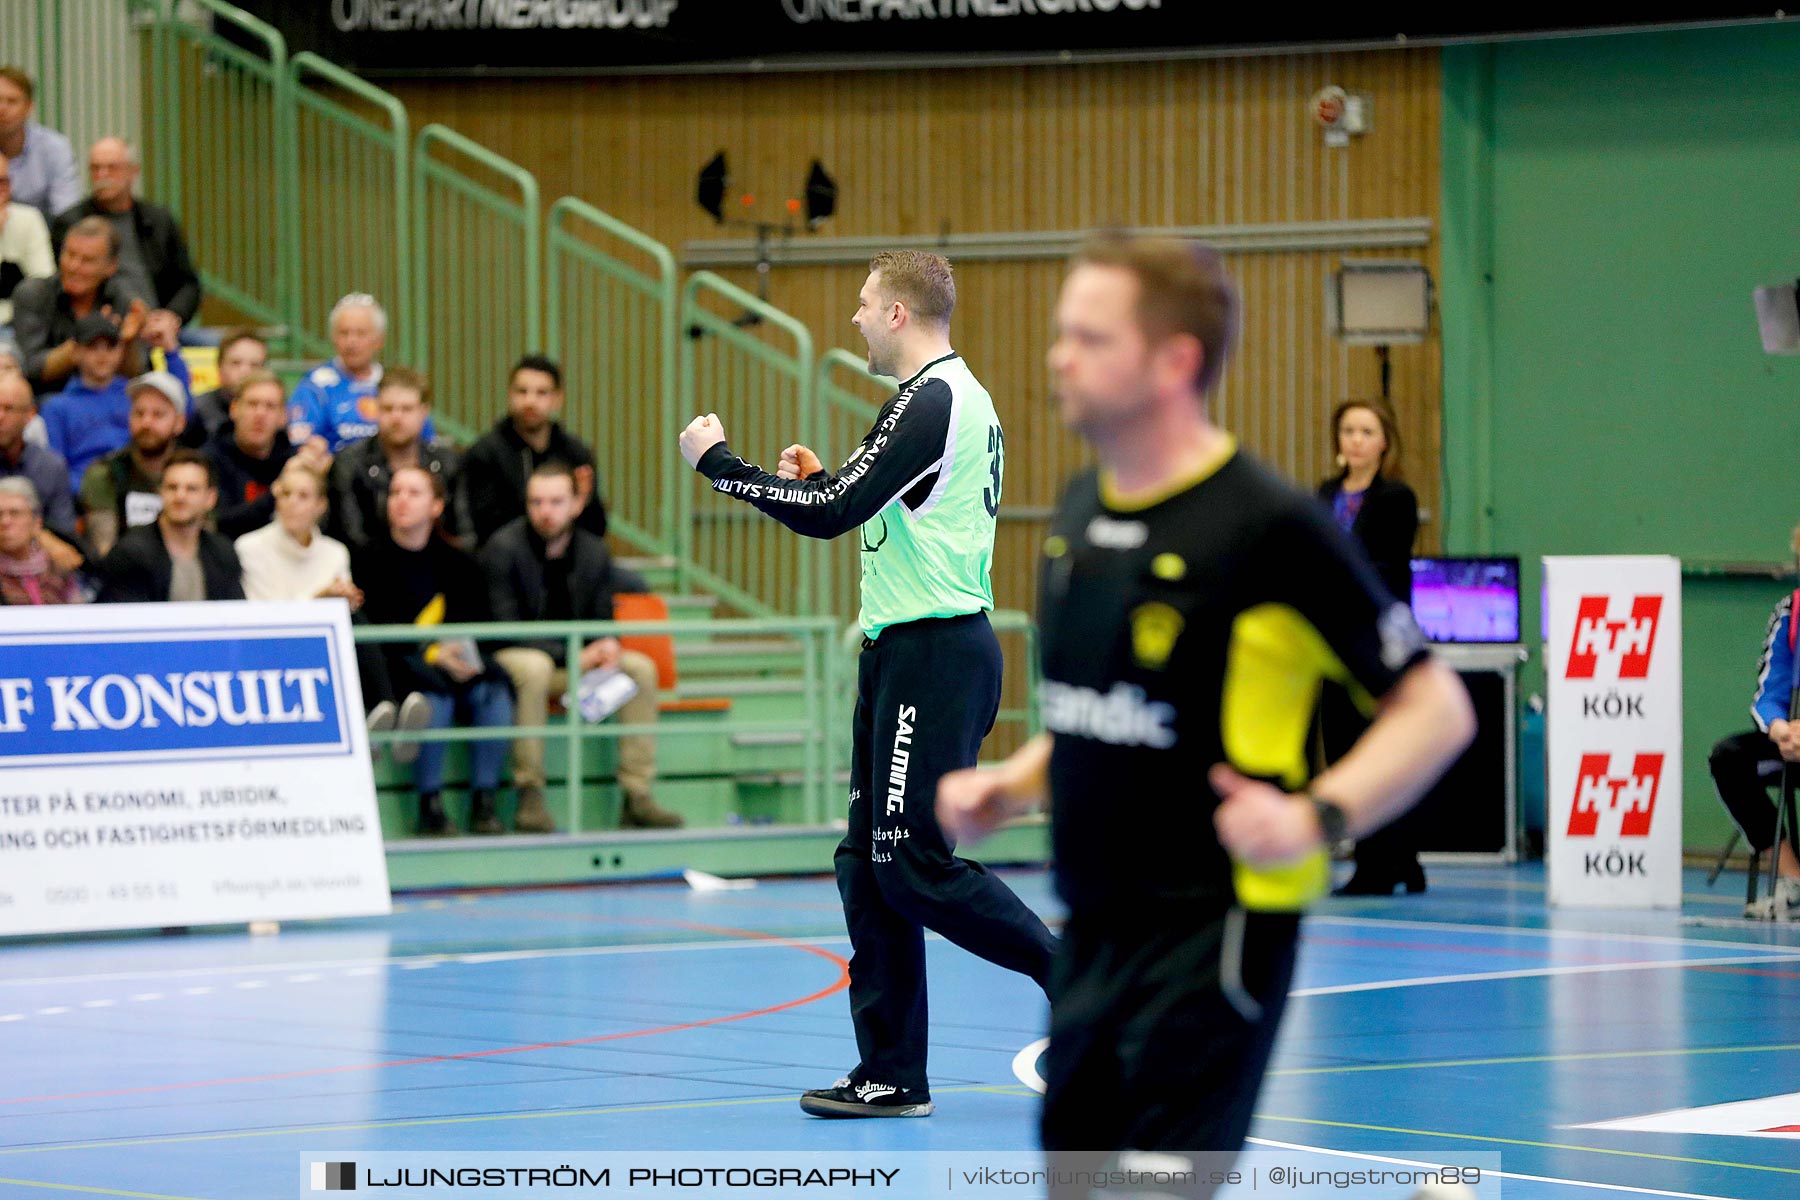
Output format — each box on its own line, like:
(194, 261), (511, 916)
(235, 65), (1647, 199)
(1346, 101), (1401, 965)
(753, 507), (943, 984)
(983, 425), (1004, 517)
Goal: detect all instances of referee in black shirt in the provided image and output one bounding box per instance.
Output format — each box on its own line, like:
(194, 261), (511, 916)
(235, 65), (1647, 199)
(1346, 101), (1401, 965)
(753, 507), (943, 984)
(939, 235), (1474, 1198)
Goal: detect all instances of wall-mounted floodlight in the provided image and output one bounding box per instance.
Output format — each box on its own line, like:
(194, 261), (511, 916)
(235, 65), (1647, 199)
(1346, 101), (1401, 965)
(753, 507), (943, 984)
(1330, 259), (1433, 345)
(805, 161), (837, 228)
(1754, 281), (1800, 355)
(696, 151), (728, 224)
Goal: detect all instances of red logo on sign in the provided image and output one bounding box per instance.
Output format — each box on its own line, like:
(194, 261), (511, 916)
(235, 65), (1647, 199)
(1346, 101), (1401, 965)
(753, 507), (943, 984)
(1567, 752), (1663, 838)
(1566, 595), (1662, 680)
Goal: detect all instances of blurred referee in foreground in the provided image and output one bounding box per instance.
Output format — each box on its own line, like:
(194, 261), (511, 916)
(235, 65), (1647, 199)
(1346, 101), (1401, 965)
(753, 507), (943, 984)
(939, 234), (1474, 1198)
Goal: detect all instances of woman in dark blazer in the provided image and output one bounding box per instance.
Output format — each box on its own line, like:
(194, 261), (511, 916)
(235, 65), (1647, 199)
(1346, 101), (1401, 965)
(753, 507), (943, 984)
(1317, 398), (1425, 894)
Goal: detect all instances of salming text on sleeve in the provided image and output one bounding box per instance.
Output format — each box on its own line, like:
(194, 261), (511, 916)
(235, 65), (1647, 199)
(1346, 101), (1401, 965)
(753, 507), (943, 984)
(693, 353), (1003, 638)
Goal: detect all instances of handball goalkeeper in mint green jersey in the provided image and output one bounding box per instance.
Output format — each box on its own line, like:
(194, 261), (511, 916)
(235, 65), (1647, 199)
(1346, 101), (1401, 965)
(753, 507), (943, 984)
(680, 250), (1057, 1120)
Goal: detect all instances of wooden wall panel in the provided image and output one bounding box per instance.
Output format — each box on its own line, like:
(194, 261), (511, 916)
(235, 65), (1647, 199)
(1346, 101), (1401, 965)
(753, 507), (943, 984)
(389, 50), (1442, 621)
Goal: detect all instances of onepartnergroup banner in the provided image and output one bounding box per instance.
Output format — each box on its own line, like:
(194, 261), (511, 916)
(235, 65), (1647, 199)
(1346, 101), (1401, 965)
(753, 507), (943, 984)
(297, 1150), (1501, 1198)
(0, 601), (391, 936)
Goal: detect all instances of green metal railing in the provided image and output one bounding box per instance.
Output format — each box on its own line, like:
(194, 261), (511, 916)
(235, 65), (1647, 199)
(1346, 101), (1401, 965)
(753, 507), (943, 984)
(155, 0), (293, 336)
(413, 125), (541, 431)
(547, 198), (680, 561)
(677, 271), (816, 617)
(356, 616), (838, 830)
(813, 348), (895, 625)
(0, 0), (63, 128)
(289, 53), (411, 363)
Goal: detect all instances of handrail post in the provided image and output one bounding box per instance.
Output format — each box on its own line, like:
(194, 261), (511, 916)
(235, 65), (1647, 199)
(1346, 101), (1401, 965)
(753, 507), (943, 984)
(414, 123), (541, 429)
(677, 270), (815, 615)
(566, 630), (584, 834)
(545, 198), (680, 560)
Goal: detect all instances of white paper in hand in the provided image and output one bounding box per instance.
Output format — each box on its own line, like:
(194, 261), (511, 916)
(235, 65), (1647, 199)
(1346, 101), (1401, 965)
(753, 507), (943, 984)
(438, 637), (482, 673)
(576, 666), (639, 722)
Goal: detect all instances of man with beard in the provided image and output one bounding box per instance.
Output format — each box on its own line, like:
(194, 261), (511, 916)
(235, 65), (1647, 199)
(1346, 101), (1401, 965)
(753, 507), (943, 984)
(482, 461), (675, 833)
(462, 354), (604, 547)
(79, 369), (186, 556)
(206, 370), (331, 539)
(97, 448), (243, 603)
(328, 366), (472, 551)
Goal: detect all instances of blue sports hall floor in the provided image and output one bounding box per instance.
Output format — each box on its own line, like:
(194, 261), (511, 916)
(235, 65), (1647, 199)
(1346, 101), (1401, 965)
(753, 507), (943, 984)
(0, 863), (1795, 1200)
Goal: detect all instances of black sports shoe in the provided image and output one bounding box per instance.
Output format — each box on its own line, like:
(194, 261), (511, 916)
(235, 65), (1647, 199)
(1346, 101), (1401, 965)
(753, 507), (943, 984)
(799, 1077), (933, 1118)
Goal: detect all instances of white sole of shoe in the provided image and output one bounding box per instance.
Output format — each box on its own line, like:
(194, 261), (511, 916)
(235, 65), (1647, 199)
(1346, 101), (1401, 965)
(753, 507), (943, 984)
(392, 693), (433, 766)
(798, 1095), (934, 1118)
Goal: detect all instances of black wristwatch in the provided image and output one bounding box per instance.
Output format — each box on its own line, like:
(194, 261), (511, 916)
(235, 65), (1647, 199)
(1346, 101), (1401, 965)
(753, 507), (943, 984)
(1304, 793), (1349, 844)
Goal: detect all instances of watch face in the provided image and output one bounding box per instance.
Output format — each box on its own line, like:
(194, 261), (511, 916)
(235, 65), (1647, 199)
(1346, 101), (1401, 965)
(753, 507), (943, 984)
(1311, 796), (1347, 842)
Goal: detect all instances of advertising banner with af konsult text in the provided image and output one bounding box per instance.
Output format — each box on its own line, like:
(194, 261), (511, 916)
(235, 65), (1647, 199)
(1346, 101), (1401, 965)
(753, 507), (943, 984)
(0, 601), (391, 936)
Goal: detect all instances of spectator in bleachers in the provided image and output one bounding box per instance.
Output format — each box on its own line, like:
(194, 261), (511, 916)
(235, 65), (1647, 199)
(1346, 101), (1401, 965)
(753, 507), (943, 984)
(39, 312), (133, 490)
(328, 367), (471, 552)
(482, 461), (676, 833)
(79, 370), (186, 557)
(0, 370), (78, 544)
(357, 465), (515, 837)
(0, 477), (83, 605)
(10, 215), (149, 394)
(0, 68), (79, 220)
(235, 457), (432, 758)
(288, 293), (431, 454)
(235, 459), (358, 605)
(182, 327), (266, 449)
(206, 369), (331, 540)
(463, 354), (605, 546)
(0, 154), (55, 334)
(52, 138), (200, 345)
(97, 448), (243, 603)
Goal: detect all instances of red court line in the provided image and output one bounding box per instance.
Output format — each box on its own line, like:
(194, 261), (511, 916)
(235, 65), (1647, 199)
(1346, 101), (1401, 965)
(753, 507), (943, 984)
(0, 918), (849, 1107)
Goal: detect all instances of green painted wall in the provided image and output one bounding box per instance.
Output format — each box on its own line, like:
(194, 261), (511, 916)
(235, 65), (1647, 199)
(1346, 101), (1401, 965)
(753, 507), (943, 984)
(1440, 24), (1800, 852)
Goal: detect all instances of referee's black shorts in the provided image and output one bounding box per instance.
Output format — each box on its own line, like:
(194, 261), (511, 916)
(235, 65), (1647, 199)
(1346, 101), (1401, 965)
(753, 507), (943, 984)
(1041, 909), (1300, 1199)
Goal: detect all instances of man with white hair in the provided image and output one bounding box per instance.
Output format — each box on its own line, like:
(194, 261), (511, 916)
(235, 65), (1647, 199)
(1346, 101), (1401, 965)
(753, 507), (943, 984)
(288, 293), (433, 453)
(51, 137), (199, 345)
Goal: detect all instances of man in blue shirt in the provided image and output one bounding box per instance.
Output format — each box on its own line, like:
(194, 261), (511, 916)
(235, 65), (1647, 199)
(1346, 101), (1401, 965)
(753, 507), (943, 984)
(288, 292), (429, 454)
(0, 68), (79, 220)
(39, 312), (133, 490)
(1709, 584), (1800, 919)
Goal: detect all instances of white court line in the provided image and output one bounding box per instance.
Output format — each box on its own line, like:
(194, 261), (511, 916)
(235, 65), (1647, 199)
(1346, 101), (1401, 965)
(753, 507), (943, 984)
(1244, 1137), (1745, 1200)
(1011, 1037), (1049, 1094)
(0, 935), (853, 989)
(1, 912), (1788, 1029)
(0, 911), (1786, 994)
(1292, 952), (1800, 998)
(1305, 914), (1800, 954)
